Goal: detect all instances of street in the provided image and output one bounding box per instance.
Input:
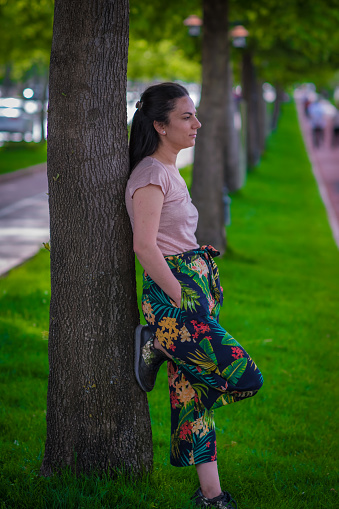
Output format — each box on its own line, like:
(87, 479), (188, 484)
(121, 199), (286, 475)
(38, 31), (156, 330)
(0, 164), (49, 275)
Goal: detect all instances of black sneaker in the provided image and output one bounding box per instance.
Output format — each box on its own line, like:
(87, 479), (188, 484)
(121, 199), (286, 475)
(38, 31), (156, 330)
(134, 324), (168, 392)
(191, 488), (237, 509)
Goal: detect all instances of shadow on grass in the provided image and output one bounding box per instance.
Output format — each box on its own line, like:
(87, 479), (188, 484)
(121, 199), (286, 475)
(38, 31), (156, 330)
(224, 245), (258, 265)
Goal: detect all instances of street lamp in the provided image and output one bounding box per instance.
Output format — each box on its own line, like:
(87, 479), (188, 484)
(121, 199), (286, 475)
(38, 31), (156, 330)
(229, 25), (249, 48)
(183, 15), (203, 37)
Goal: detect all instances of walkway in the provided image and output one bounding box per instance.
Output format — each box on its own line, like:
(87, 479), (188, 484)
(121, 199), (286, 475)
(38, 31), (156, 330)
(295, 95), (339, 248)
(0, 164), (49, 276)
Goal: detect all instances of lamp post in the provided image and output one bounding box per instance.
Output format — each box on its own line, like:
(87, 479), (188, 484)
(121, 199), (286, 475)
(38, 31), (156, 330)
(227, 25), (249, 184)
(229, 25), (249, 48)
(183, 15), (203, 37)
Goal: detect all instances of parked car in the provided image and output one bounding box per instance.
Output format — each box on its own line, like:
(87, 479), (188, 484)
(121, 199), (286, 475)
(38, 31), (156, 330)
(0, 98), (33, 134)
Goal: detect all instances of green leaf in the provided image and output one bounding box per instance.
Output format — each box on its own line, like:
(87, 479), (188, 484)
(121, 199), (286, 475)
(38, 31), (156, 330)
(222, 358), (247, 384)
(186, 350), (220, 375)
(178, 399), (195, 427)
(221, 332), (240, 347)
(142, 274), (152, 290)
(191, 383), (209, 400)
(179, 260), (210, 294)
(211, 393), (235, 410)
(199, 338), (218, 365)
(203, 408), (215, 427)
(180, 283), (201, 312)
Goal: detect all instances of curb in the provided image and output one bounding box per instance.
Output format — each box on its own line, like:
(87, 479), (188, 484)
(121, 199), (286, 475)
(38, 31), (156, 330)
(0, 162), (47, 184)
(295, 99), (339, 250)
(0, 246), (43, 278)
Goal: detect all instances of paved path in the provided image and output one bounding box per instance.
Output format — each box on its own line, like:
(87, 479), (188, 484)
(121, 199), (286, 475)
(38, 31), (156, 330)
(0, 164), (49, 276)
(295, 96), (339, 249)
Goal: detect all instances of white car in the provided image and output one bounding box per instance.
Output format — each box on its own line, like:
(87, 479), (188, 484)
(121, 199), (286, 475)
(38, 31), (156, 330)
(0, 97), (33, 134)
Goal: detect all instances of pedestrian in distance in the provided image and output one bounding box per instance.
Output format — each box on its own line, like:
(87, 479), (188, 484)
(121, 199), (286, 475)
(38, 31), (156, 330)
(125, 82), (264, 509)
(303, 95), (311, 117)
(331, 107), (339, 148)
(308, 98), (326, 148)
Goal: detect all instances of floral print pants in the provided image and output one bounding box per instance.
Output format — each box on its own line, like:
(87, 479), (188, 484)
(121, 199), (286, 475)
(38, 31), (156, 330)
(142, 245), (263, 467)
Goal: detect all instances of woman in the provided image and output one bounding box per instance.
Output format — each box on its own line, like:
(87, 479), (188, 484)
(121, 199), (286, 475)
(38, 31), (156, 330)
(125, 82), (263, 509)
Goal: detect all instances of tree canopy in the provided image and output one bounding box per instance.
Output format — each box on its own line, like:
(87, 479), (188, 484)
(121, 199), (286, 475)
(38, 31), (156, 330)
(0, 0), (338, 90)
(230, 0), (339, 87)
(0, 0), (53, 79)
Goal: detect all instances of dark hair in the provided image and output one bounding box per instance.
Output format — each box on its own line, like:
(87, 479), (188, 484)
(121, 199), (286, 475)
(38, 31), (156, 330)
(129, 82), (189, 172)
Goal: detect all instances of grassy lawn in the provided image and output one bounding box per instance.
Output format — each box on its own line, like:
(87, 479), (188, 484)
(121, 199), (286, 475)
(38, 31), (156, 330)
(0, 141), (47, 176)
(0, 102), (338, 508)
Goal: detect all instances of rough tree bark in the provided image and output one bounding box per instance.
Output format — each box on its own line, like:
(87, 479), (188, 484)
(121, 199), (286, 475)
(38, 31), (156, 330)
(242, 51), (260, 169)
(40, 0), (153, 476)
(191, 0), (228, 254)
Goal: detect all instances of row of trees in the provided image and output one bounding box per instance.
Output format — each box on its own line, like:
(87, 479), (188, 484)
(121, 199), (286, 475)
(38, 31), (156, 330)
(1, 0), (338, 477)
(2, 1), (339, 93)
(129, 0), (339, 252)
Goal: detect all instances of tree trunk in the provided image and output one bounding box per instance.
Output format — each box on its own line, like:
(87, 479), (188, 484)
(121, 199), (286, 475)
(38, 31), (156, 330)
(41, 0), (153, 477)
(2, 63), (12, 96)
(272, 84), (284, 131)
(242, 51), (260, 169)
(257, 80), (266, 154)
(224, 59), (242, 193)
(191, 0), (228, 254)
(238, 99), (247, 182)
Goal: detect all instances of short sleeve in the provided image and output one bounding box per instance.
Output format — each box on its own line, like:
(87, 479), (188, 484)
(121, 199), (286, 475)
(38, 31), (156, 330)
(127, 161), (170, 198)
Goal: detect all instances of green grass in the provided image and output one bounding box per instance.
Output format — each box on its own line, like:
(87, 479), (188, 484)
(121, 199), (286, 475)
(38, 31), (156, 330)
(0, 141), (47, 176)
(0, 102), (338, 508)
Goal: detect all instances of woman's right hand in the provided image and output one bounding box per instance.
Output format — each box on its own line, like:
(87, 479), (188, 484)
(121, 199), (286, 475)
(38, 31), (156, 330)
(133, 184), (184, 305)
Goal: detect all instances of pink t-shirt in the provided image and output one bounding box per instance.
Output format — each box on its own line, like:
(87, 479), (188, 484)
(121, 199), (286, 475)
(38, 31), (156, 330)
(125, 156), (199, 255)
